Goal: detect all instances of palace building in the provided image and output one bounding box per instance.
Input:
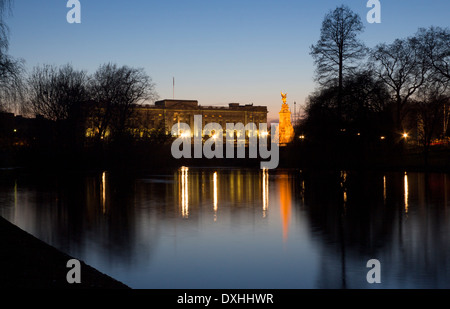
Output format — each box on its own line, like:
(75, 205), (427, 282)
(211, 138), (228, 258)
(130, 99), (268, 137)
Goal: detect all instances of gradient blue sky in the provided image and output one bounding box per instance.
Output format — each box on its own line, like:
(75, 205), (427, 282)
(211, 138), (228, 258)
(5, 0), (450, 120)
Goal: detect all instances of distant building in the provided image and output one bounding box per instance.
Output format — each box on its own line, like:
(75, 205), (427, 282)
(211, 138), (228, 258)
(0, 111), (55, 148)
(129, 99), (268, 138)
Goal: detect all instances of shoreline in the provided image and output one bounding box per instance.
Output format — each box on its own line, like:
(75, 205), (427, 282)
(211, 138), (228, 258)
(0, 215), (130, 289)
(3, 142), (450, 174)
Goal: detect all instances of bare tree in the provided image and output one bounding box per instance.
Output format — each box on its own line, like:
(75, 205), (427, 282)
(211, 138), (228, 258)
(414, 26), (450, 139)
(0, 1), (9, 54)
(27, 63), (89, 121)
(88, 63), (158, 140)
(414, 80), (449, 165)
(0, 53), (24, 112)
(0, 0), (12, 47)
(415, 26), (450, 82)
(408, 27), (450, 165)
(303, 70), (390, 140)
(370, 37), (430, 132)
(310, 5), (366, 117)
(0, 0), (24, 114)
(0, 0), (12, 15)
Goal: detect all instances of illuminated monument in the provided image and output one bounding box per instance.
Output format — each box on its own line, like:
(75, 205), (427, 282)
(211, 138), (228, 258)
(279, 92), (294, 145)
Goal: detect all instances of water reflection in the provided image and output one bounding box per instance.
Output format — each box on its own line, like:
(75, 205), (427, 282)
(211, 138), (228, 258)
(213, 171), (218, 221)
(404, 172), (409, 215)
(179, 166), (189, 218)
(174, 168), (270, 221)
(0, 169), (449, 288)
(340, 171), (348, 210)
(299, 170), (305, 205)
(277, 173), (292, 242)
(101, 171), (106, 214)
(262, 168), (269, 218)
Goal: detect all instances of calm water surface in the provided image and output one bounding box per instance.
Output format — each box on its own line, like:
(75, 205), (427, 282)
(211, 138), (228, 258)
(0, 168), (449, 289)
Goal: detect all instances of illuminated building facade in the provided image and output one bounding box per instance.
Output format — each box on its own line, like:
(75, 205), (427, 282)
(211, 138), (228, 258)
(131, 99), (268, 137)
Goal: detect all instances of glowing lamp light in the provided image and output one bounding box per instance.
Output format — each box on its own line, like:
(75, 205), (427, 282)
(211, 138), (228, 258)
(380, 136), (386, 140)
(299, 135), (305, 139)
(261, 131), (269, 137)
(403, 133), (408, 139)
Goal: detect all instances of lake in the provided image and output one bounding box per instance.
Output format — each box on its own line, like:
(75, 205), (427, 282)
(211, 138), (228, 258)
(0, 167), (449, 289)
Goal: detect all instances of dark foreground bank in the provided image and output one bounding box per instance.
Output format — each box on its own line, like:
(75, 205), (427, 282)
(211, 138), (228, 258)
(0, 216), (129, 289)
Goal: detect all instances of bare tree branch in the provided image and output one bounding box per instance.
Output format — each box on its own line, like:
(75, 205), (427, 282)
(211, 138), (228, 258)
(26, 64), (89, 121)
(310, 5), (366, 117)
(88, 63), (158, 140)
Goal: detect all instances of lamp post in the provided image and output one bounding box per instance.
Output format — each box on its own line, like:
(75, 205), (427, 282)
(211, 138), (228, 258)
(402, 132), (409, 149)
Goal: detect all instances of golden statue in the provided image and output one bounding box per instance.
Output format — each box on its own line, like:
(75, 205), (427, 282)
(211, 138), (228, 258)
(279, 91), (294, 145)
(281, 92), (287, 104)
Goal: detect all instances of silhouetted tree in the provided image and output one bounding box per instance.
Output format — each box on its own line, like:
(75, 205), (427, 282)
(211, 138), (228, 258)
(26, 63), (89, 153)
(0, 53), (24, 113)
(415, 26), (450, 82)
(413, 83), (449, 166)
(0, 0), (12, 54)
(341, 70), (392, 138)
(412, 27), (450, 165)
(27, 64), (89, 122)
(303, 85), (340, 140)
(370, 37), (430, 132)
(0, 0), (24, 114)
(88, 63), (158, 142)
(414, 26), (450, 143)
(310, 5), (366, 118)
(303, 70), (390, 141)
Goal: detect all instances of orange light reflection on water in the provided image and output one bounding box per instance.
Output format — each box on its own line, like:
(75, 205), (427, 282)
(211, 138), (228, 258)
(278, 174), (292, 243)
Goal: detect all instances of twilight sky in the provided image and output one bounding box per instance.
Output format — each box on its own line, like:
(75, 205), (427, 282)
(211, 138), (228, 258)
(5, 0), (450, 121)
